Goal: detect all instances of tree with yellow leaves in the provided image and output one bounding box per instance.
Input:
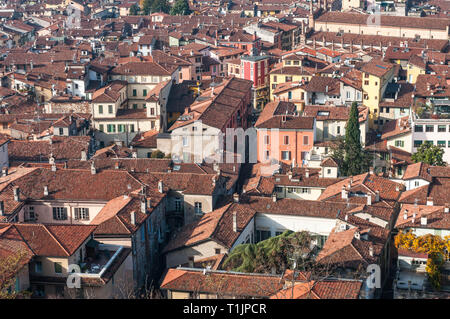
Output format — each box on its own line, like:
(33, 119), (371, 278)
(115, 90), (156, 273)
(395, 231), (449, 290)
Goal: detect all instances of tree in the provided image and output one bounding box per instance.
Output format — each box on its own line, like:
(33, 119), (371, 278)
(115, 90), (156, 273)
(344, 102), (367, 175)
(129, 3), (140, 15)
(142, 0), (153, 15)
(170, 0), (191, 15)
(331, 102), (371, 176)
(411, 142), (446, 166)
(151, 0), (170, 13)
(222, 231), (318, 274)
(151, 150), (165, 158)
(0, 249), (31, 299)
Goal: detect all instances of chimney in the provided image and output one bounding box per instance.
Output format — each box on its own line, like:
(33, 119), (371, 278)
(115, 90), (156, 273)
(367, 194), (372, 206)
(158, 180), (163, 193)
(403, 210), (408, 220)
(233, 212), (237, 232)
(272, 193), (277, 202)
(420, 216), (427, 226)
(369, 167), (374, 175)
(341, 186), (348, 199)
(369, 246), (374, 257)
(115, 162), (119, 170)
(51, 164), (57, 172)
(426, 197), (433, 206)
(305, 169), (309, 178)
(1, 167), (8, 177)
(141, 198), (146, 214)
(188, 259), (194, 268)
(13, 187), (19, 202)
(445, 204), (449, 213)
(414, 198), (419, 207)
(131, 211), (136, 226)
(81, 151), (87, 161)
(146, 198), (151, 210)
(288, 171), (293, 180)
(233, 193), (239, 203)
(44, 186), (48, 196)
(395, 185), (400, 192)
(132, 152), (137, 158)
(354, 231), (360, 240)
(0, 201), (3, 216)
(375, 191), (380, 202)
(91, 162), (96, 175)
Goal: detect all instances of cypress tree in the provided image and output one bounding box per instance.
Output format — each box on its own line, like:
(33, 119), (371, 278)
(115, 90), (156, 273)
(343, 102), (367, 176)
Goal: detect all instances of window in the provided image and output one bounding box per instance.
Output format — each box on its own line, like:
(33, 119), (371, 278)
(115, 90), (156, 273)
(59, 128), (64, 135)
(285, 76), (292, 82)
(284, 136), (289, 145)
(215, 248), (221, 254)
(132, 89), (137, 97)
(133, 104), (138, 109)
(264, 135), (270, 145)
(327, 169), (331, 174)
(54, 262), (62, 274)
(118, 124), (125, 133)
(35, 261), (42, 273)
(150, 108), (155, 116)
(107, 124), (116, 133)
(175, 198), (183, 212)
(395, 140), (404, 148)
(438, 125), (446, 132)
(414, 125), (423, 132)
(182, 136), (188, 147)
(129, 124), (135, 133)
(414, 140), (422, 148)
(256, 229), (271, 242)
(281, 151), (291, 160)
(437, 140), (446, 148)
(426, 125), (434, 132)
(143, 89), (147, 96)
(194, 202), (202, 215)
(303, 135), (309, 145)
(53, 207), (67, 220)
(28, 206), (35, 221)
(337, 126), (341, 135)
(74, 208), (89, 220)
(98, 105), (103, 114)
(301, 188), (311, 194)
(99, 124), (104, 132)
(364, 80), (369, 85)
(273, 76), (277, 82)
(108, 105), (113, 114)
(265, 150), (270, 160)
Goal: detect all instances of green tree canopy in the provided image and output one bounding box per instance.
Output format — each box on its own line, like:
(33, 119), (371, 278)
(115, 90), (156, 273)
(170, 0), (191, 15)
(411, 142), (446, 166)
(142, 0), (153, 15)
(222, 231), (316, 274)
(331, 102), (371, 176)
(151, 0), (170, 13)
(129, 3), (140, 15)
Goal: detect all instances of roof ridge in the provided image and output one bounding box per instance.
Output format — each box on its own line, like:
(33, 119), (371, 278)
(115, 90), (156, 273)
(43, 224), (71, 257)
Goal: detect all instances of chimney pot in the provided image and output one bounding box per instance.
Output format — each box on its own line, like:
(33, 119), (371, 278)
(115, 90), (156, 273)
(420, 216), (427, 226)
(131, 211), (136, 226)
(426, 197), (433, 206)
(13, 187), (19, 202)
(233, 193), (239, 203)
(272, 193), (277, 202)
(44, 186), (48, 196)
